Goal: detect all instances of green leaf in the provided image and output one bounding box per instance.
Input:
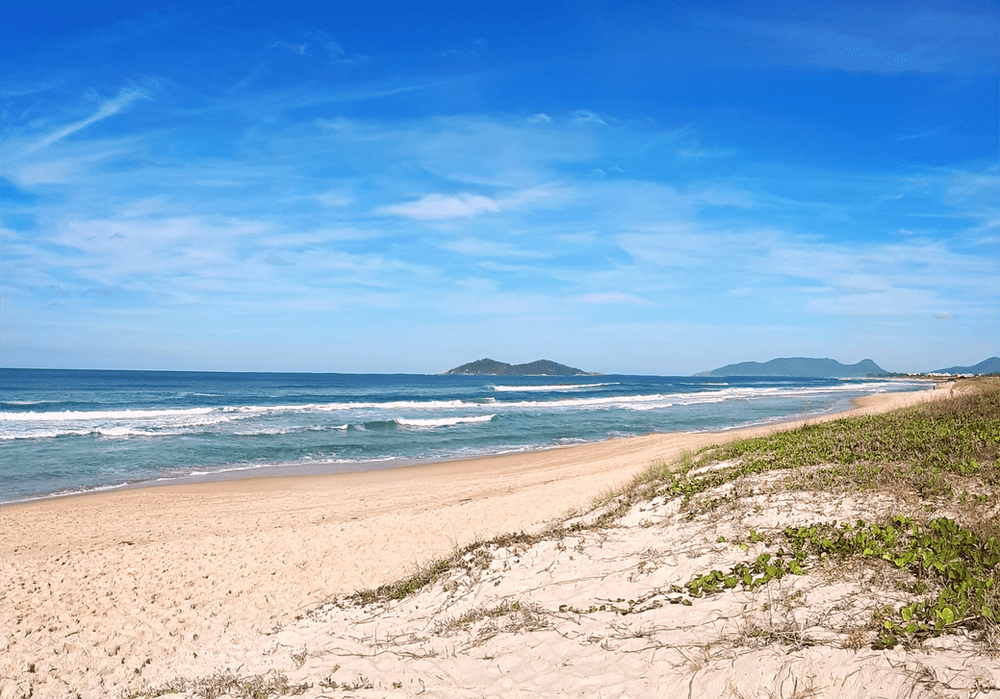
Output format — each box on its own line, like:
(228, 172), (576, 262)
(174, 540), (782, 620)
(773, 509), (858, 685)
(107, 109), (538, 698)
(937, 606), (955, 625)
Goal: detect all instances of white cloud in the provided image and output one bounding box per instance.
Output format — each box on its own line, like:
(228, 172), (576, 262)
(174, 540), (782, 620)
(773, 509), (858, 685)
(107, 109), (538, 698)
(610, 219), (995, 321)
(271, 41), (308, 55)
(378, 193), (501, 220)
(378, 184), (566, 222)
(20, 88), (148, 155)
(678, 145), (737, 158)
(8, 149), (124, 186)
(572, 110), (605, 125)
(324, 40), (368, 65)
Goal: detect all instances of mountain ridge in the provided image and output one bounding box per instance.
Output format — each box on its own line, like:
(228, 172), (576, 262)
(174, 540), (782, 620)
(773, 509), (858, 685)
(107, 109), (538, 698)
(932, 357), (1000, 375)
(695, 357), (887, 378)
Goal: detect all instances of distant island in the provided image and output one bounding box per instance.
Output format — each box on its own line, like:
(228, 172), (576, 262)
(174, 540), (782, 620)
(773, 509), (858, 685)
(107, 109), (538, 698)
(932, 357), (1000, 375)
(444, 358), (597, 376)
(695, 357), (888, 378)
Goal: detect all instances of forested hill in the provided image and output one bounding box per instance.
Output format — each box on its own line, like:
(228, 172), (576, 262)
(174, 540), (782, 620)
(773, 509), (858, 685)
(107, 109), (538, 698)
(695, 357), (887, 378)
(444, 359), (595, 376)
(933, 357), (1000, 375)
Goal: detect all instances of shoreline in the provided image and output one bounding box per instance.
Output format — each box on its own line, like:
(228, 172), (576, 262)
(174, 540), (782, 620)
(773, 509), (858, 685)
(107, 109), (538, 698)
(0, 383), (959, 699)
(0, 379), (943, 508)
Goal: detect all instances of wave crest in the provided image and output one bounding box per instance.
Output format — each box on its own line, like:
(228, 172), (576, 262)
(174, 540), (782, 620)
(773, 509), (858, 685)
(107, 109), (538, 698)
(395, 415), (495, 428)
(492, 382), (620, 392)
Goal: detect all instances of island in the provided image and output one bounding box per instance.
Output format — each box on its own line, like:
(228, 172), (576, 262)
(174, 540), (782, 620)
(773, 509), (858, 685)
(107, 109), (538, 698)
(695, 357), (888, 378)
(444, 358), (597, 376)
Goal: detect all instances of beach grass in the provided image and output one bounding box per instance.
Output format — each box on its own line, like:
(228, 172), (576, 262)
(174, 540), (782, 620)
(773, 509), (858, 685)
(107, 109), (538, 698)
(129, 669), (310, 698)
(599, 377), (998, 523)
(603, 377), (1000, 652)
(342, 377), (999, 650)
(128, 379), (999, 697)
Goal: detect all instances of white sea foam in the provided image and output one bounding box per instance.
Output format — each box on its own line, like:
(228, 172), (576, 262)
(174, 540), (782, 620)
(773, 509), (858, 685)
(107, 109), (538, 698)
(0, 407), (244, 440)
(0, 381), (922, 442)
(1, 481), (130, 505)
(0, 407), (215, 421)
(395, 415), (495, 428)
(492, 382), (620, 392)
(497, 393), (672, 409)
(1, 429), (92, 440)
(1, 400), (59, 406)
(98, 426), (152, 438)
(1, 424), (219, 440)
(227, 399), (477, 414)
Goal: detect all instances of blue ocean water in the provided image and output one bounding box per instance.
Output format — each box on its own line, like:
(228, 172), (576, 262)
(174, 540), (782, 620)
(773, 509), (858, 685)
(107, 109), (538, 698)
(0, 368), (931, 503)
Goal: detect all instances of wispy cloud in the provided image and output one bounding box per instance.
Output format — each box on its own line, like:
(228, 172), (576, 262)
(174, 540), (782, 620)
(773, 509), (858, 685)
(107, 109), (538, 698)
(379, 193), (501, 220)
(435, 39), (488, 59)
(19, 88), (149, 155)
(441, 237), (548, 258)
(324, 40), (368, 65)
(271, 40), (309, 55)
(2, 7), (995, 374)
(731, 7), (997, 74)
(378, 186), (565, 221)
(572, 110), (605, 125)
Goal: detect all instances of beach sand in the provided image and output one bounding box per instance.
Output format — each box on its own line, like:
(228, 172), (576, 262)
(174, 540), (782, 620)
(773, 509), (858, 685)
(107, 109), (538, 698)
(3, 381), (993, 698)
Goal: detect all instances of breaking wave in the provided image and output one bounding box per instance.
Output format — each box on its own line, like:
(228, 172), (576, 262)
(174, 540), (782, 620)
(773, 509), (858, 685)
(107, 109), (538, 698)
(492, 382), (620, 392)
(395, 415), (495, 428)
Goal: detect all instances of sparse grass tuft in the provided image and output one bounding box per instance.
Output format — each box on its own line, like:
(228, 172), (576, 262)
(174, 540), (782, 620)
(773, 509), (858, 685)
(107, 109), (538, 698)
(572, 379), (1000, 652)
(127, 669), (310, 699)
(598, 379), (999, 525)
(297, 381), (999, 664)
(346, 530), (542, 606)
(433, 599), (547, 638)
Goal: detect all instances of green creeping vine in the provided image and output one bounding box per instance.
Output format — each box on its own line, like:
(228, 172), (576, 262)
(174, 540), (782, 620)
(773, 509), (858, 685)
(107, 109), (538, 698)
(596, 380), (999, 528)
(685, 516), (999, 650)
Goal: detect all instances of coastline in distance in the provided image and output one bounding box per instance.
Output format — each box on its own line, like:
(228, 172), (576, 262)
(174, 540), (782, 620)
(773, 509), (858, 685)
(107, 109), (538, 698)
(695, 357), (887, 378)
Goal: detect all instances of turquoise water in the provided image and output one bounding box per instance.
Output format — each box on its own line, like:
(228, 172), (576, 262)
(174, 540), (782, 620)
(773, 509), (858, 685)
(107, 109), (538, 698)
(0, 369), (929, 503)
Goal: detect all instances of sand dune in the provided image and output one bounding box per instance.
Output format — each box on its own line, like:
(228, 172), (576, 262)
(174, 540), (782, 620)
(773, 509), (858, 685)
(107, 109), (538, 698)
(4, 382), (988, 698)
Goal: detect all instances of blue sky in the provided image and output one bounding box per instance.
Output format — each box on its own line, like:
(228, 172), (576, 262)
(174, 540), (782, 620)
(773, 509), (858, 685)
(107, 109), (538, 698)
(2, 1), (997, 374)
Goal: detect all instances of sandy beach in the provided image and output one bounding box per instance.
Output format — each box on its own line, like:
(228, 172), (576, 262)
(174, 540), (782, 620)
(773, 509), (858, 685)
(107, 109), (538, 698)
(3, 381), (995, 698)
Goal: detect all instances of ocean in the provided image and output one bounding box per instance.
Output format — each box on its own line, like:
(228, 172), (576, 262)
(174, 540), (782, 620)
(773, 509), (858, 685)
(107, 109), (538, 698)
(0, 368), (931, 503)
